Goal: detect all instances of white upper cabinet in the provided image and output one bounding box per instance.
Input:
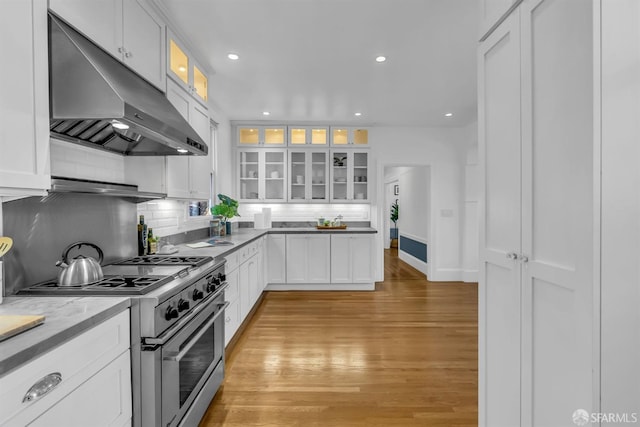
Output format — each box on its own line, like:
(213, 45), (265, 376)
(165, 79), (211, 199)
(237, 126), (287, 146)
(49, 0), (166, 90)
(288, 150), (329, 203)
(330, 149), (369, 202)
(479, 0), (521, 40)
(0, 0), (50, 197)
(288, 126), (329, 146)
(167, 29), (208, 106)
(238, 149), (287, 202)
(330, 127), (369, 147)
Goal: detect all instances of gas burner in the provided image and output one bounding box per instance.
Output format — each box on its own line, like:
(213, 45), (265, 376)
(114, 255), (212, 268)
(20, 275), (174, 296)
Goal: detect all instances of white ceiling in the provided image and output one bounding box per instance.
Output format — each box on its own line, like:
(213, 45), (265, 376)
(158, 0), (478, 127)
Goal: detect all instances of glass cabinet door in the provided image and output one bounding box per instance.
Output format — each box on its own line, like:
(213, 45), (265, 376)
(239, 151), (260, 200)
(238, 127), (260, 145)
(238, 126), (286, 145)
(264, 127), (286, 145)
(288, 127), (329, 146)
(310, 151), (329, 202)
(331, 151), (349, 201)
(330, 127), (369, 146)
(263, 150), (286, 201)
(193, 65), (208, 102)
(289, 151), (306, 201)
(169, 39), (189, 86)
(168, 32), (209, 105)
(352, 151), (368, 200)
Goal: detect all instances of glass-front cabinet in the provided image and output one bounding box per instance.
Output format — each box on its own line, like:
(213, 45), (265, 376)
(238, 149), (287, 202)
(237, 126), (287, 146)
(330, 150), (369, 202)
(288, 150), (329, 202)
(288, 126), (329, 146)
(167, 30), (208, 104)
(330, 127), (369, 146)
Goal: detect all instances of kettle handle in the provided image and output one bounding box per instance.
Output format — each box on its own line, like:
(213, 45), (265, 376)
(61, 242), (104, 265)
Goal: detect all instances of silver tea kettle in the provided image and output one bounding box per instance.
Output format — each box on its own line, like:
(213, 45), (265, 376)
(55, 242), (104, 287)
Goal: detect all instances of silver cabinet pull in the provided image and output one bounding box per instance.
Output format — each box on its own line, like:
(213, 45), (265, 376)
(118, 47), (124, 54)
(520, 254), (529, 263)
(23, 373), (62, 403)
(506, 252), (518, 260)
(125, 51), (132, 58)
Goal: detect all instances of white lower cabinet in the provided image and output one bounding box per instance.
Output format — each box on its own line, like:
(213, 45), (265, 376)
(266, 234), (286, 284)
(285, 235), (330, 283)
(0, 311), (131, 427)
(330, 235), (374, 284)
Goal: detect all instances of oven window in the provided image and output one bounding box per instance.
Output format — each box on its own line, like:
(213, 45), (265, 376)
(178, 322), (216, 406)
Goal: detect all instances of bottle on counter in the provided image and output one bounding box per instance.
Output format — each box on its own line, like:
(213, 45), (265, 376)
(138, 215), (146, 256)
(147, 228), (157, 255)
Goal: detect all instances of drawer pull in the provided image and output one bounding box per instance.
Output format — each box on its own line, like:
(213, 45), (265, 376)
(23, 373), (62, 403)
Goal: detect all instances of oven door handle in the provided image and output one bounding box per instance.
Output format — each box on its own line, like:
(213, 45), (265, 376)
(163, 302), (230, 363)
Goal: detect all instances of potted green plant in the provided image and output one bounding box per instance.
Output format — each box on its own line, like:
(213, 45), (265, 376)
(390, 199), (399, 248)
(211, 194), (240, 235)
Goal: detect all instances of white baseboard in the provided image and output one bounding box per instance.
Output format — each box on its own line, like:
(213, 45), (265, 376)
(428, 268), (463, 282)
(265, 283), (375, 291)
(398, 251), (428, 277)
(462, 269), (479, 283)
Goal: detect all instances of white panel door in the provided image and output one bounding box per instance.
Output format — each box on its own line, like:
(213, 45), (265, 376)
(266, 235), (286, 284)
(520, 0), (594, 424)
(188, 102), (212, 200)
(306, 235), (330, 283)
(478, 10), (522, 427)
(330, 235), (351, 283)
(122, 0), (165, 89)
(351, 235), (374, 283)
(285, 235), (308, 283)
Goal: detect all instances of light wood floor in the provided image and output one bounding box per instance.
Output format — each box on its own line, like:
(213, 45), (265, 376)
(200, 248), (478, 426)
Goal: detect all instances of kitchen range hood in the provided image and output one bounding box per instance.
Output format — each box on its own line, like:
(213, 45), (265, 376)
(48, 14), (208, 156)
(49, 177), (166, 203)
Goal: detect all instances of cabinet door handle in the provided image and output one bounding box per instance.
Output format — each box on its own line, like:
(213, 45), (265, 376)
(520, 254), (529, 263)
(125, 51), (132, 58)
(23, 373), (63, 403)
(506, 252), (518, 260)
(118, 46), (124, 54)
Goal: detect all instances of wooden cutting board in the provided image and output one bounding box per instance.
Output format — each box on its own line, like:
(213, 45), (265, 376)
(0, 315), (45, 342)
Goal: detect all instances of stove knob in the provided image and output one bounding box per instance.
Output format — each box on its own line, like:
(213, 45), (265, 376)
(192, 289), (204, 300)
(165, 306), (179, 320)
(213, 277), (221, 286)
(177, 299), (190, 312)
(218, 273), (226, 282)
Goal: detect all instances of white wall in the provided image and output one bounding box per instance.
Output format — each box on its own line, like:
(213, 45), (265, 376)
(600, 0), (640, 416)
(461, 122), (479, 282)
(371, 126), (466, 282)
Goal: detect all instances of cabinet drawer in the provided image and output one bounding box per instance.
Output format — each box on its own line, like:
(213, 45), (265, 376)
(0, 310), (130, 425)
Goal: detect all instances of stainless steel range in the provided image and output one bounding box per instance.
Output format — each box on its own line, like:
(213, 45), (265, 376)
(19, 254), (228, 427)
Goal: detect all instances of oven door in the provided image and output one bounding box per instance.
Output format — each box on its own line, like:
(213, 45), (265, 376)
(161, 294), (227, 427)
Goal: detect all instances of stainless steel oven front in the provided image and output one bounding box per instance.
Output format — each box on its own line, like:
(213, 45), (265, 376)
(141, 287), (228, 427)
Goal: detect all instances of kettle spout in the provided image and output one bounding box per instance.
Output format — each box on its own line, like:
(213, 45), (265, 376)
(55, 261), (68, 269)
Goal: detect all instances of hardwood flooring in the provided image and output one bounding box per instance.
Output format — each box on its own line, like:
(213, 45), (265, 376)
(200, 248), (478, 426)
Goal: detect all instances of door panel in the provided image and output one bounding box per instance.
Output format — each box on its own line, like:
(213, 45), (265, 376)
(306, 236), (330, 283)
(520, 0), (593, 424)
(478, 10), (521, 427)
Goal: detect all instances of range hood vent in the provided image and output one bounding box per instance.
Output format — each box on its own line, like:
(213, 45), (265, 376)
(50, 177), (166, 203)
(48, 13), (208, 156)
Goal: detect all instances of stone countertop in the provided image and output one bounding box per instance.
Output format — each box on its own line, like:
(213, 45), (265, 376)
(0, 296), (130, 377)
(175, 227), (377, 260)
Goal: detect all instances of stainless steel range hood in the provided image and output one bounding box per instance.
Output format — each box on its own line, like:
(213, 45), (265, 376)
(48, 13), (208, 156)
(50, 177), (166, 203)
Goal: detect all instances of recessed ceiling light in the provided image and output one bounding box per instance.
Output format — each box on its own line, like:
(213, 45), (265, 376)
(354, 112), (362, 117)
(111, 120), (129, 130)
(177, 148), (189, 154)
(375, 56), (386, 63)
(445, 112), (453, 117)
(227, 53), (239, 60)
(262, 111), (270, 116)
